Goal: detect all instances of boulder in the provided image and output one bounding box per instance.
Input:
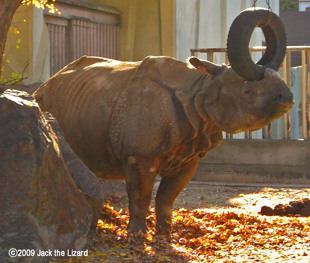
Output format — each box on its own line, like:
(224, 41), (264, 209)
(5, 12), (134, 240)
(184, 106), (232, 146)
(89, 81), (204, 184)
(0, 90), (93, 262)
(45, 113), (127, 208)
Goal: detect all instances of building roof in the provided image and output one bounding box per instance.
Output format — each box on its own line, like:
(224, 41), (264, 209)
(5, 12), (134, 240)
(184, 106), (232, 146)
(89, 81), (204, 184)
(58, 0), (121, 15)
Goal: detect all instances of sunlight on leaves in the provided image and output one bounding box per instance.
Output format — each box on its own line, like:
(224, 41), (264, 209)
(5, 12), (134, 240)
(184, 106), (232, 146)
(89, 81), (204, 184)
(22, 0), (61, 15)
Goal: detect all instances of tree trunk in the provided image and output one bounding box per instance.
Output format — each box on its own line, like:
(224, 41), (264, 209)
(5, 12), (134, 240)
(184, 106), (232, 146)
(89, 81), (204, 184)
(0, 0), (22, 80)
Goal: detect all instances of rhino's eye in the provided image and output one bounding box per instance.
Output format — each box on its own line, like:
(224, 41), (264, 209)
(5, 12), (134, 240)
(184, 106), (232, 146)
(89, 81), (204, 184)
(244, 89), (251, 95)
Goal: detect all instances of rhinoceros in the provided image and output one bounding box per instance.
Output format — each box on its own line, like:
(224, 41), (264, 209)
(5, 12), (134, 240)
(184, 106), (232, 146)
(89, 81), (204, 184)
(34, 55), (293, 233)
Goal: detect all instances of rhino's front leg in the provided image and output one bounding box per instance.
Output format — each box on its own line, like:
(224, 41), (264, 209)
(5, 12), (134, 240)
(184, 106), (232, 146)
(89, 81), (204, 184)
(125, 156), (158, 233)
(155, 158), (198, 234)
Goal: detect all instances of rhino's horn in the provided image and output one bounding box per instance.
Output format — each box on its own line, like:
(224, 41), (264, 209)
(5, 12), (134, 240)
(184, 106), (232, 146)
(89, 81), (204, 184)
(188, 56), (222, 75)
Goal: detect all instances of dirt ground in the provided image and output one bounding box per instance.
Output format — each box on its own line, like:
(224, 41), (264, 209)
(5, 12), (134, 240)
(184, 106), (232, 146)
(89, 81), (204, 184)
(99, 181), (310, 262)
(104, 180), (310, 213)
(52, 181), (310, 263)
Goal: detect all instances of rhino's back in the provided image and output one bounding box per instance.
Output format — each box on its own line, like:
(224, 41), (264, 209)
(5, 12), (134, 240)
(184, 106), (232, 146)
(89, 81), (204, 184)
(34, 56), (140, 177)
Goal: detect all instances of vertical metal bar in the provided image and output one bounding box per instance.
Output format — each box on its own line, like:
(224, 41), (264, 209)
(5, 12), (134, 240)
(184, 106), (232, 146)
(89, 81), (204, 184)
(109, 25), (113, 58)
(110, 25), (113, 58)
(53, 24), (57, 75)
(263, 126), (268, 139)
(286, 50), (292, 139)
(116, 26), (120, 59)
(76, 20), (80, 58)
(48, 24), (53, 76)
(84, 21), (87, 55)
(88, 22), (92, 55)
(302, 50), (307, 139)
(95, 23), (99, 56)
(307, 49), (310, 139)
(59, 25), (62, 70)
(63, 25), (66, 67)
(113, 26), (116, 59)
(268, 123), (272, 139)
(86, 21), (90, 55)
(247, 49), (253, 140)
(92, 22), (95, 56)
(58, 25), (62, 70)
(91, 22), (94, 56)
(56, 25), (60, 73)
(225, 52), (229, 65)
(75, 20), (78, 60)
(60, 26), (63, 69)
(103, 24), (106, 57)
(84, 20), (87, 56)
(70, 20), (75, 61)
(71, 20), (75, 60)
(100, 24), (104, 57)
(50, 24), (54, 75)
(282, 54), (288, 139)
(207, 51), (213, 62)
(104, 24), (107, 57)
(111, 25), (114, 58)
(82, 21), (85, 56)
(106, 25), (109, 57)
(78, 20), (82, 58)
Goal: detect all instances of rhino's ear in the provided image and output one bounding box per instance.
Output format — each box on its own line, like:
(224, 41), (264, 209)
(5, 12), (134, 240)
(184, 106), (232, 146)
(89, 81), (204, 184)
(188, 56), (223, 75)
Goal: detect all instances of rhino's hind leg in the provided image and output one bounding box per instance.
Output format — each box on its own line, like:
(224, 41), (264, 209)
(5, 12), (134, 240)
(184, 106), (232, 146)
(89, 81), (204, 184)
(125, 156), (158, 233)
(155, 158), (198, 234)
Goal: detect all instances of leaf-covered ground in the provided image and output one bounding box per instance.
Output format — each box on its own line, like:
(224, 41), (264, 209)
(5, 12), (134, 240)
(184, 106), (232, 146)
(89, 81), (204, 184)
(52, 183), (310, 262)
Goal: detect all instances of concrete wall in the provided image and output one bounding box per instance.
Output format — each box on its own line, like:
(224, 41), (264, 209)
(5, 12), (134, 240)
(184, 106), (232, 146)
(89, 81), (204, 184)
(91, 0), (175, 61)
(195, 139), (310, 184)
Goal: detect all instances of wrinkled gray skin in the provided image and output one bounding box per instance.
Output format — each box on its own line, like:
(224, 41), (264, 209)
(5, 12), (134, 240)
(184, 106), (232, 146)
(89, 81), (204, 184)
(34, 55), (293, 234)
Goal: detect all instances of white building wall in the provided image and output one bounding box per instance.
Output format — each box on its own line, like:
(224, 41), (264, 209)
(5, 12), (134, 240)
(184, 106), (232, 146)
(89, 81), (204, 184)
(299, 1), (310, 11)
(175, 0), (279, 63)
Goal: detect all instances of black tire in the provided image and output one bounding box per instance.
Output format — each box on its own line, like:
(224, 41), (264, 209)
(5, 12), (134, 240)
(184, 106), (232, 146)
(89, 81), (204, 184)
(227, 7), (287, 80)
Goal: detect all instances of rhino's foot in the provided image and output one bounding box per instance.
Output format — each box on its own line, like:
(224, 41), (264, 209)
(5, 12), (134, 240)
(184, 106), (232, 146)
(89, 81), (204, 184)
(127, 221), (148, 234)
(155, 221), (172, 236)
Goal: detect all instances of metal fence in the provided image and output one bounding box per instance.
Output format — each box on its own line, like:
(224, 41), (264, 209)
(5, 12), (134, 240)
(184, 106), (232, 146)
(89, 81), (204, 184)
(190, 46), (310, 141)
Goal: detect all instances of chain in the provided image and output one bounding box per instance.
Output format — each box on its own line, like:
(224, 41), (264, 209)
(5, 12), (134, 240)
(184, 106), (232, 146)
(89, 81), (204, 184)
(266, 0), (272, 11)
(252, 0), (272, 11)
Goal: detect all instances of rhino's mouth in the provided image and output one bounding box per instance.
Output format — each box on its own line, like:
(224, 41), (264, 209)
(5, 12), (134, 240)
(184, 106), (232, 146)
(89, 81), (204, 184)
(273, 100), (294, 108)
(262, 100), (294, 123)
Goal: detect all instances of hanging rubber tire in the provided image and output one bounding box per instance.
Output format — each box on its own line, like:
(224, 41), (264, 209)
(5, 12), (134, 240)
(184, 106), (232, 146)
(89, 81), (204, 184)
(227, 7), (287, 80)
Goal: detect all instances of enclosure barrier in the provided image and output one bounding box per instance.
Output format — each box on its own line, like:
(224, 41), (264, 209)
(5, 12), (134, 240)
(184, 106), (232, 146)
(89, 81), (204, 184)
(190, 46), (310, 141)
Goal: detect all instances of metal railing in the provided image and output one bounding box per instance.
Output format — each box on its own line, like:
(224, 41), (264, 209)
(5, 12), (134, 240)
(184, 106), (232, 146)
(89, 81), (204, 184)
(190, 46), (310, 140)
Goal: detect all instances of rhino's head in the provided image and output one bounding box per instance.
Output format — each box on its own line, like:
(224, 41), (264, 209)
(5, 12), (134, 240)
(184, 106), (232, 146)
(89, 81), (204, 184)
(190, 57), (294, 134)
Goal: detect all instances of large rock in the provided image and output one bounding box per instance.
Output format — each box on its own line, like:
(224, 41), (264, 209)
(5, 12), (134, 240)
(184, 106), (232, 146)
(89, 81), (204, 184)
(45, 113), (127, 204)
(45, 113), (127, 229)
(0, 90), (93, 262)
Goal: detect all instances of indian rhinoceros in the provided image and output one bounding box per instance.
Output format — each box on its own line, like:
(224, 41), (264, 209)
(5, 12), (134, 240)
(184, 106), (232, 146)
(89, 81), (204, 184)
(34, 55), (293, 233)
